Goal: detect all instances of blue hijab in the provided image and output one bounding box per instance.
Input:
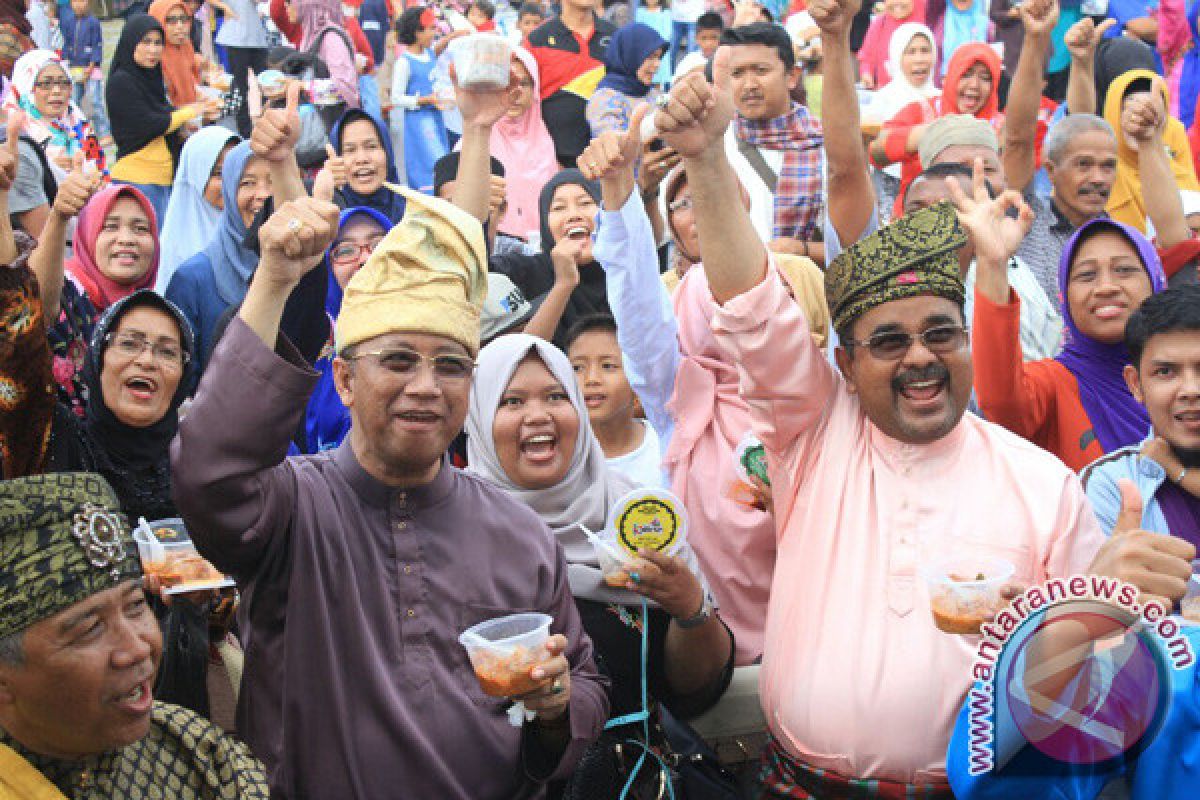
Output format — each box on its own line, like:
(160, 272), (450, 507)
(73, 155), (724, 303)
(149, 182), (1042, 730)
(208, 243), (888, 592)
(203, 140), (260, 306)
(305, 207), (394, 454)
(596, 22), (667, 99)
(330, 109), (407, 224)
(1055, 218), (1166, 454)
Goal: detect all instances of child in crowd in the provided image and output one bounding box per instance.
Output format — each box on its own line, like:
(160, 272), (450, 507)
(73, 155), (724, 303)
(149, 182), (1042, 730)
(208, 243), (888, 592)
(63, 0), (110, 143)
(636, 0), (673, 86)
(467, 0), (497, 31)
(694, 11), (722, 59)
(565, 314), (666, 488)
(514, 1), (545, 42)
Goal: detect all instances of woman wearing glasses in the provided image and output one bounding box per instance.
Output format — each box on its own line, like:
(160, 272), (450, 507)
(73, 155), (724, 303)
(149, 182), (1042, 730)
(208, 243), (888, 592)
(2, 49), (107, 237)
(304, 206), (392, 453)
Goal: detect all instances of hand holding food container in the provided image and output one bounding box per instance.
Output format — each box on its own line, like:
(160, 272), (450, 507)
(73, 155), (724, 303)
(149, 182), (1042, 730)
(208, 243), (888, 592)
(458, 613), (572, 726)
(923, 554), (1016, 635)
(585, 489), (708, 620)
(132, 518), (235, 598)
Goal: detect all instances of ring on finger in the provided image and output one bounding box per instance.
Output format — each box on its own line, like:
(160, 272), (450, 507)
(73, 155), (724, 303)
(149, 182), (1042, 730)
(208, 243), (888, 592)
(655, 94), (670, 109)
(550, 678), (564, 695)
(287, 218), (302, 232)
(628, 571), (641, 584)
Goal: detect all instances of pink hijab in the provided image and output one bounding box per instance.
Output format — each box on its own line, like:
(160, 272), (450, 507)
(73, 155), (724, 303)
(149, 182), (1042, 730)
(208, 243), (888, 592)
(66, 185), (160, 311)
(665, 268), (773, 665)
(491, 47), (559, 241)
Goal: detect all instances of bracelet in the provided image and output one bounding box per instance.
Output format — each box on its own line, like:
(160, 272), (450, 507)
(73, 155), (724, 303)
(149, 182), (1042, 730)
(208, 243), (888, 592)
(675, 592), (714, 629)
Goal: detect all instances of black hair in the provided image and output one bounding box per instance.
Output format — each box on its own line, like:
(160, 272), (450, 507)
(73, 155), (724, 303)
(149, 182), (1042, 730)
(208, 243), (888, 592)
(433, 152), (506, 197)
(696, 11), (724, 32)
(518, 2), (545, 17)
(396, 7), (427, 45)
(563, 313), (619, 355)
(903, 162), (996, 206)
(720, 22), (794, 72)
(470, 0), (496, 19)
(1125, 284), (1200, 369)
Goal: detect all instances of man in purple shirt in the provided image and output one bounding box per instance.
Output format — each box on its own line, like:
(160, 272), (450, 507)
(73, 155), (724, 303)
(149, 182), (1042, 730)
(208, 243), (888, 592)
(170, 190), (608, 799)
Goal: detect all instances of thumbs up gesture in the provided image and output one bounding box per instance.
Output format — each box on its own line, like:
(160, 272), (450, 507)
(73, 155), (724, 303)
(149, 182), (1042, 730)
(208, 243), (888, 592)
(0, 110), (24, 193)
(1086, 479), (1197, 612)
(578, 103), (650, 185)
(51, 151), (103, 220)
(655, 46), (735, 160)
(250, 80), (302, 163)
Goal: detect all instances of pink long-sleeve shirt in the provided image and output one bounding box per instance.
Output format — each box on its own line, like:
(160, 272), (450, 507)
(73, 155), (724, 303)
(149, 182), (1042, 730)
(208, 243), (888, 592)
(709, 264), (1107, 783)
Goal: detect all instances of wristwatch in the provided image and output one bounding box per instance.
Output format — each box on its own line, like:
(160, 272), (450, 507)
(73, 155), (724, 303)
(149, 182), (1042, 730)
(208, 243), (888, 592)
(675, 593), (715, 629)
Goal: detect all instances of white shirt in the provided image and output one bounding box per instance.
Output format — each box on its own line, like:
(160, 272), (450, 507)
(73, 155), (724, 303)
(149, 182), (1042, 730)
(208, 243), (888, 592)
(724, 127), (783, 244)
(964, 256), (1063, 361)
(606, 420), (666, 488)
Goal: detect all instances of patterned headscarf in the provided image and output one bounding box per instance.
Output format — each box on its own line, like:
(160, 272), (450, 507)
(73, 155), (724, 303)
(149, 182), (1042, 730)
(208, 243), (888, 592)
(5, 49), (102, 169)
(0, 472), (142, 639)
(825, 202), (967, 333)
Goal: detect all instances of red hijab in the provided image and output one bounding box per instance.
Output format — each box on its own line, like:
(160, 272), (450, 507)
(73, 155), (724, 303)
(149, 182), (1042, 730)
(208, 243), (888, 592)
(941, 42), (1002, 120)
(66, 185), (161, 311)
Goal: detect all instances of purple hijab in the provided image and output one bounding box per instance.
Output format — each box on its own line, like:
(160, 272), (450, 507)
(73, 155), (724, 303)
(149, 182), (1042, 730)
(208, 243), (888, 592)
(1056, 218), (1166, 454)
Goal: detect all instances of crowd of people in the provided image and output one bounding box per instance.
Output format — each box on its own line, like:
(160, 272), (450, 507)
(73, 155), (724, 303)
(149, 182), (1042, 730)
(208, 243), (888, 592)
(3, 0), (1200, 797)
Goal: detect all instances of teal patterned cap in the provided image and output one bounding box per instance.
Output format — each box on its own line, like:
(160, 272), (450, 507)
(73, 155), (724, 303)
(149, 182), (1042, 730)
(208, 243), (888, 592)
(0, 472), (142, 639)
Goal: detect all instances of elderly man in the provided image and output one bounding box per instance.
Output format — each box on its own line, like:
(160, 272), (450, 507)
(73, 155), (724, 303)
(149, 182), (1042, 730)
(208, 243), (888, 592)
(170, 191), (608, 799)
(0, 472), (268, 798)
(649, 35), (1188, 796)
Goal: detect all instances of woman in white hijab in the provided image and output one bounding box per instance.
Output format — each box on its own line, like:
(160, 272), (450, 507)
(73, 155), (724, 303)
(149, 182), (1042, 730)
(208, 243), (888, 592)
(156, 126), (240, 292)
(865, 22), (939, 127)
(465, 334), (733, 742)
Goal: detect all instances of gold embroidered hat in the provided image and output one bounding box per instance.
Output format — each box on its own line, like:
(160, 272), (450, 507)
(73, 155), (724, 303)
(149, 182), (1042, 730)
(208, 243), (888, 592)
(0, 472), (142, 639)
(335, 185), (488, 356)
(825, 203), (968, 334)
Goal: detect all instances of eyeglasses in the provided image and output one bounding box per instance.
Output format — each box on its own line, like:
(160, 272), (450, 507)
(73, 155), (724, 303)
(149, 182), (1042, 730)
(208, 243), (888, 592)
(330, 237), (383, 265)
(33, 78), (71, 91)
(668, 196), (693, 213)
(164, 14), (191, 24)
(346, 348), (475, 381)
(843, 325), (968, 361)
(106, 332), (189, 368)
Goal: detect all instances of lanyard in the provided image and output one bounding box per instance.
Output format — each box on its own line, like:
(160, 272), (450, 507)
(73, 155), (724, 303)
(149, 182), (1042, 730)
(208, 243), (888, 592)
(602, 599), (676, 800)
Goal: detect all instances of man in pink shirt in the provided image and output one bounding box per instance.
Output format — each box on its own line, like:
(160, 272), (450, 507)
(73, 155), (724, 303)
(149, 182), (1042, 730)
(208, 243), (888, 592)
(649, 10), (1192, 796)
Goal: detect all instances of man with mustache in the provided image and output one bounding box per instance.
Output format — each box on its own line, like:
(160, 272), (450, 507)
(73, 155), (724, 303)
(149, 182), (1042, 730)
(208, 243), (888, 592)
(0, 473), (269, 799)
(718, 21), (825, 264)
(1001, 1), (1121, 305)
(651, 33), (1180, 797)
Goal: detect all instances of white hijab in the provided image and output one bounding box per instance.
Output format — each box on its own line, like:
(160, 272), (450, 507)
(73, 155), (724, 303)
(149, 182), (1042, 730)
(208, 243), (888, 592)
(868, 23), (939, 124)
(156, 126), (240, 292)
(466, 334), (653, 604)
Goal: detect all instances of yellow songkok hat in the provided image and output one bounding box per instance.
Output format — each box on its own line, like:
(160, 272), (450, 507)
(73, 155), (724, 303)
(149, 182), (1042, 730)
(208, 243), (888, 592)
(335, 185), (488, 355)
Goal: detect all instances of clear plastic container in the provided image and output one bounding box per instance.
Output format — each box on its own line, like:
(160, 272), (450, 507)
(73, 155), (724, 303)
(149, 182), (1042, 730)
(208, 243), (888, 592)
(450, 33), (513, 90)
(591, 530), (639, 588)
(458, 612), (553, 698)
(132, 518), (232, 594)
(1181, 560), (1200, 623)
(923, 556), (1015, 634)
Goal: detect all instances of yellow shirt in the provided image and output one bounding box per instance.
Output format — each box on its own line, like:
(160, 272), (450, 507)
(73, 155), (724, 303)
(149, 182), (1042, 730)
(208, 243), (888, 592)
(110, 108), (197, 186)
